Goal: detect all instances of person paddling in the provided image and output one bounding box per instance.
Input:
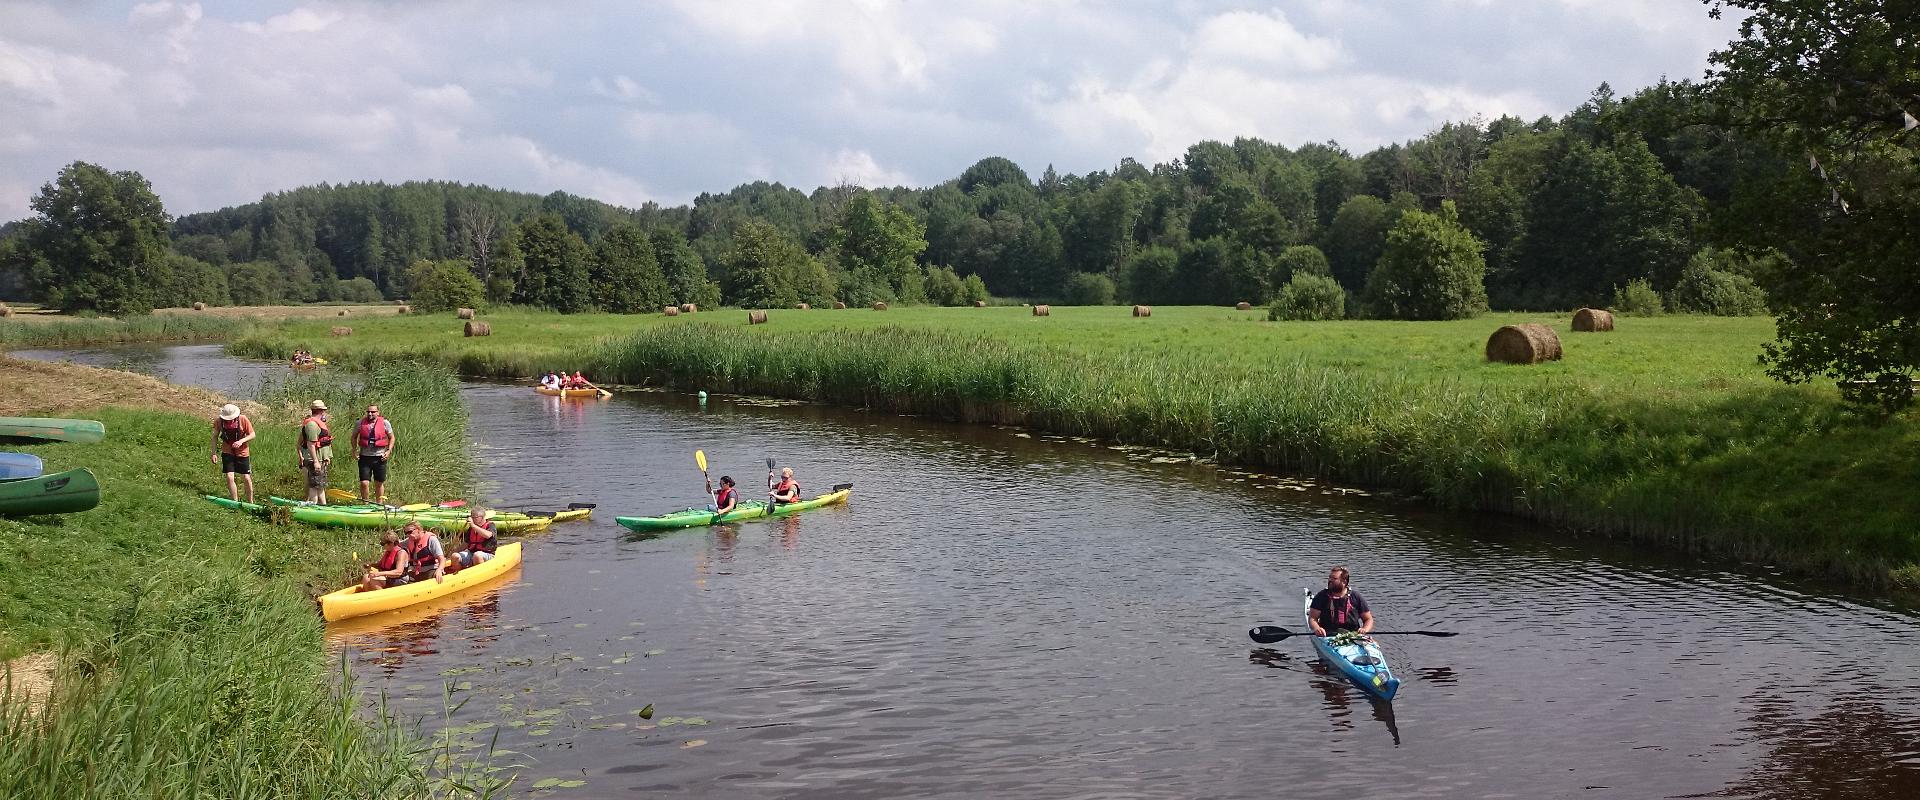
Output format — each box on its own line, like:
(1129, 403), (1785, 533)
(211, 403), (256, 504)
(298, 400), (332, 504)
(353, 404), (395, 503)
(361, 531), (408, 591)
(449, 507), (497, 573)
(769, 467), (800, 505)
(710, 475), (739, 515)
(1307, 566), (1373, 636)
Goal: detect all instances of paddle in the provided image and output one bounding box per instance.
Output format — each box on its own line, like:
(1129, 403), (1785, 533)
(1247, 625), (1459, 644)
(583, 377), (613, 398)
(765, 456), (778, 513)
(696, 449), (716, 514)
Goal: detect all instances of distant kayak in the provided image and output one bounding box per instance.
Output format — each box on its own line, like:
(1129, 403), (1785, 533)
(0, 417), (106, 444)
(536, 386), (602, 398)
(615, 484), (852, 532)
(0, 468), (100, 517)
(0, 452), (44, 480)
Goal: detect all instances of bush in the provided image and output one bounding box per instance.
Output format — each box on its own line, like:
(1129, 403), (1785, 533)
(1062, 272), (1116, 306)
(961, 273), (990, 306)
(1611, 278), (1665, 316)
(924, 265), (968, 306)
(1269, 273), (1347, 321)
(335, 277), (383, 303)
(1275, 244), (1331, 283)
(1669, 248), (1768, 316)
(1362, 203), (1488, 320)
(406, 259), (485, 313)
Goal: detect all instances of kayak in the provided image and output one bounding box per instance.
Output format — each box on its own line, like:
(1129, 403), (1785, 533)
(0, 417), (107, 444)
(321, 489), (591, 522)
(1304, 588), (1400, 702)
(267, 496), (531, 520)
(207, 495), (553, 533)
(325, 487), (466, 510)
(320, 542), (522, 622)
(0, 452), (44, 480)
(615, 485), (851, 532)
(0, 468), (101, 517)
(536, 386), (602, 398)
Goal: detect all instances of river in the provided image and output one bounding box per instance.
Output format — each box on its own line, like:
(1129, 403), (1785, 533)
(19, 344), (1920, 798)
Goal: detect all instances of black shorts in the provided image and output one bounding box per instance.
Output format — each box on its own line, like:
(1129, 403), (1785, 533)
(358, 456), (388, 483)
(386, 574), (414, 587)
(220, 453), (250, 475)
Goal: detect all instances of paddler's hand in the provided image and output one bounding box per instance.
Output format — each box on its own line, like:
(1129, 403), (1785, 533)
(1310, 625), (1326, 637)
(209, 453), (218, 465)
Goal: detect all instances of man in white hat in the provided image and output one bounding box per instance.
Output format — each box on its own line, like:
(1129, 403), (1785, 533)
(299, 399), (333, 504)
(211, 403), (256, 503)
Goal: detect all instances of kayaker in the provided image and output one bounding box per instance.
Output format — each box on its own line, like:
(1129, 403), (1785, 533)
(769, 467), (800, 505)
(298, 399), (332, 504)
(392, 521), (444, 586)
(711, 475), (739, 515)
(449, 507), (497, 572)
(353, 404), (396, 503)
(1308, 566), (1374, 636)
(360, 531), (409, 591)
(571, 371), (589, 389)
(210, 403), (256, 504)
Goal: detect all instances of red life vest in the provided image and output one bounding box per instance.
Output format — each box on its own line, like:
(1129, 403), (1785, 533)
(375, 544), (402, 572)
(464, 520), (496, 554)
(403, 536), (439, 579)
(305, 415), (333, 447)
(217, 417), (247, 443)
(716, 486), (737, 509)
(357, 415), (392, 449)
(774, 478), (799, 501)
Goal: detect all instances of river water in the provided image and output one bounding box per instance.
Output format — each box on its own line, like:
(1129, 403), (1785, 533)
(19, 344), (1920, 798)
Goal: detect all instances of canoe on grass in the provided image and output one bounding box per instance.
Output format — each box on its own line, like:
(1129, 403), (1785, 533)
(535, 386), (602, 398)
(0, 468), (101, 517)
(322, 488), (593, 522)
(268, 496), (529, 520)
(1304, 588), (1400, 702)
(0, 417), (107, 444)
(320, 542), (521, 622)
(0, 452), (44, 480)
(206, 495), (553, 533)
(615, 484), (851, 532)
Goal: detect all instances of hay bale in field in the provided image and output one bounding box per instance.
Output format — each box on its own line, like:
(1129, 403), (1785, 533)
(1572, 308), (1614, 332)
(747, 310), (769, 325)
(973, 300), (986, 308)
(680, 303), (697, 314)
(1132, 305), (1152, 317)
(397, 305), (411, 314)
(663, 306), (680, 317)
(191, 301), (206, 311)
(797, 302), (810, 310)
(873, 302), (888, 311)
(337, 308), (350, 316)
(1485, 323), (1562, 365)
(0, 305), (13, 319)
(329, 326), (352, 337)
(465, 321), (491, 337)
(1032, 304), (1051, 316)
(456, 308), (475, 319)
(1235, 301), (1252, 310)
(833, 301), (847, 309)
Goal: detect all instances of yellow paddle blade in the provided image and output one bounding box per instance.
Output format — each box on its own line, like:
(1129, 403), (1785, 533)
(695, 449), (707, 471)
(399, 502), (430, 511)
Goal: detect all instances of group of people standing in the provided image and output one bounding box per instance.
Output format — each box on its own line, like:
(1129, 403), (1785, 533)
(211, 401), (397, 505)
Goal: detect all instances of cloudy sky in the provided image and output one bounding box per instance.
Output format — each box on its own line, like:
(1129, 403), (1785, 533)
(0, 1), (1741, 221)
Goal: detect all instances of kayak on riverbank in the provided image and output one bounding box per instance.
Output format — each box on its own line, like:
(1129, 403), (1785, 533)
(615, 484), (852, 532)
(0, 467), (100, 517)
(319, 542), (523, 622)
(0, 417), (107, 444)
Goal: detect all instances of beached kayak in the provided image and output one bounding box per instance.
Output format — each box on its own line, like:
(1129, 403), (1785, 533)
(1305, 588), (1400, 702)
(207, 495), (553, 533)
(0, 452), (44, 480)
(320, 542), (522, 622)
(0, 417), (107, 444)
(267, 496), (528, 520)
(0, 468), (100, 517)
(536, 386), (602, 398)
(615, 485), (852, 532)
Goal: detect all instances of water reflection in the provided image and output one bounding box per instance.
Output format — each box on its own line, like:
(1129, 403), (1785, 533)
(1701, 693), (1920, 799)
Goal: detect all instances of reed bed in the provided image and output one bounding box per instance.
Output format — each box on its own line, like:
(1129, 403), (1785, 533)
(0, 314), (249, 350)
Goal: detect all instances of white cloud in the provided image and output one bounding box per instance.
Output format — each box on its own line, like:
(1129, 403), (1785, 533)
(1189, 10), (1347, 72)
(821, 149), (914, 189)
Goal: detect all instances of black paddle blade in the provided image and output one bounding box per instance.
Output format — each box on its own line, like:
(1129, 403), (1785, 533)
(1248, 625), (1295, 644)
(766, 457), (777, 471)
(567, 502), (597, 509)
(830, 482), (854, 492)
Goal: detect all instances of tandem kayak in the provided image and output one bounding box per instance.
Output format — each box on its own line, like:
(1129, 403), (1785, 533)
(0, 417), (107, 444)
(0, 452), (44, 480)
(268, 496), (528, 520)
(536, 386), (602, 398)
(0, 468), (101, 517)
(206, 496), (554, 533)
(1304, 588), (1400, 702)
(320, 542), (522, 622)
(615, 484), (852, 532)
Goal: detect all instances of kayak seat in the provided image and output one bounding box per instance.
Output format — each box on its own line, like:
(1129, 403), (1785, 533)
(1349, 654), (1382, 666)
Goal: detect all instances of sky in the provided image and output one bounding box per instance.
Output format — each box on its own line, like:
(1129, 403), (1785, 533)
(0, 1), (1743, 221)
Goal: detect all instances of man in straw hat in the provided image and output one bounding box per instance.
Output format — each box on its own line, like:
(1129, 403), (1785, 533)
(299, 399), (333, 504)
(211, 403), (256, 503)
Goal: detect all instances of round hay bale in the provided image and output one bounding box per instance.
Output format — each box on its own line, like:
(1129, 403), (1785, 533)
(1485, 323), (1563, 365)
(873, 302), (888, 311)
(329, 326), (352, 337)
(1132, 305), (1152, 317)
(796, 302), (810, 310)
(1235, 301), (1252, 311)
(0, 305), (14, 319)
(973, 300), (987, 308)
(1032, 304), (1051, 316)
(680, 303), (697, 314)
(747, 310), (769, 325)
(663, 306), (680, 317)
(397, 305), (411, 315)
(191, 301), (207, 311)
(1572, 307), (1615, 332)
(456, 308), (475, 320)
(337, 308), (350, 316)
(464, 321), (491, 337)
(833, 301), (847, 310)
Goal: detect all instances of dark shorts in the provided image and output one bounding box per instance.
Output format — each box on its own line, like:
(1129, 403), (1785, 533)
(358, 455), (388, 483)
(220, 453), (250, 475)
(303, 459), (329, 488)
(386, 574), (414, 587)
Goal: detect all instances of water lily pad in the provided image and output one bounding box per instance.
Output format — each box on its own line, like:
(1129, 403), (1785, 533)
(635, 704), (654, 719)
(440, 666), (484, 677)
(558, 780), (586, 788)
(611, 657), (631, 664)
(527, 728), (552, 737)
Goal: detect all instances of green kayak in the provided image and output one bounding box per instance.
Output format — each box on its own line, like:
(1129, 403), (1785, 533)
(205, 494), (465, 533)
(0, 468), (101, 516)
(0, 417), (107, 444)
(615, 484), (852, 532)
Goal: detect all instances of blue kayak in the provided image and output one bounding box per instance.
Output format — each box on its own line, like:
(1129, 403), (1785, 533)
(0, 452), (44, 480)
(1304, 588), (1400, 702)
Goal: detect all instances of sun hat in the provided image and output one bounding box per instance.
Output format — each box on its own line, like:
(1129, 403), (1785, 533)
(310, 399), (328, 411)
(218, 403), (241, 421)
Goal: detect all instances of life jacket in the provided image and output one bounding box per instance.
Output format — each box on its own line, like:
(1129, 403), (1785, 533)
(464, 520), (497, 554)
(774, 478), (799, 501)
(305, 414), (332, 447)
(375, 544), (402, 572)
(716, 486), (737, 509)
(1321, 592), (1362, 632)
(217, 417), (247, 443)
(357, 415), (392, 449)
(403, 535), (439, 579)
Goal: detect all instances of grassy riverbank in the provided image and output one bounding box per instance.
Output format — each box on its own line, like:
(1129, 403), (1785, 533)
(0, 313), (249, 349)
(0, 361), (474, 798)
(231, 305), (1920, 589)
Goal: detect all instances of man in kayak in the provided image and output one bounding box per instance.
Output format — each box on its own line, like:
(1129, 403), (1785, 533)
(448, 507), (496, 572)
(390, 521), (444, 586)
(769, 467), (800, 505)
(353, 404), (396, 503)
(1308, 567), (1373, 636)
(298, 399), (332, 504)
(360, 531), (409, 591)
(710, 475), (739, 515)
(211, 403), (256, 503)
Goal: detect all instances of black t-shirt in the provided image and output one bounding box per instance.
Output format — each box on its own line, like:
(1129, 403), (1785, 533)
(1310, 589), (1370, 633)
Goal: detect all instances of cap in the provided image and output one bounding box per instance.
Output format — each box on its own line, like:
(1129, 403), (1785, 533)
(218, 403), (241, 421)
(310, 400), (328, 411)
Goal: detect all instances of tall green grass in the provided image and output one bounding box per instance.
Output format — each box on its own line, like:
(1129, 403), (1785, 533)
(0, 315), (250, 350)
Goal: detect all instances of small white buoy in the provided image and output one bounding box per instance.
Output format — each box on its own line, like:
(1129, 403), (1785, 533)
(698, 391), (708, 400)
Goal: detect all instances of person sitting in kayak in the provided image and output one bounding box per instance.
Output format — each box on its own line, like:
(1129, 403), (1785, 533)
(389, 521), (444, 587)
(571, 371), (589, 389)
(449, 507), (496, 572)
(540, 372), (559, 389)
(1308, 566), (1373, 636)
(769, 467), (801, 505)
(360, 531), (408, 591)
(711, 475), (739, 515)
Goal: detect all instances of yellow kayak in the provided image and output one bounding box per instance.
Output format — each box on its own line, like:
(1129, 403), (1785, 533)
(320, 542), (522, 622)
(536, 386), (602, 398)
